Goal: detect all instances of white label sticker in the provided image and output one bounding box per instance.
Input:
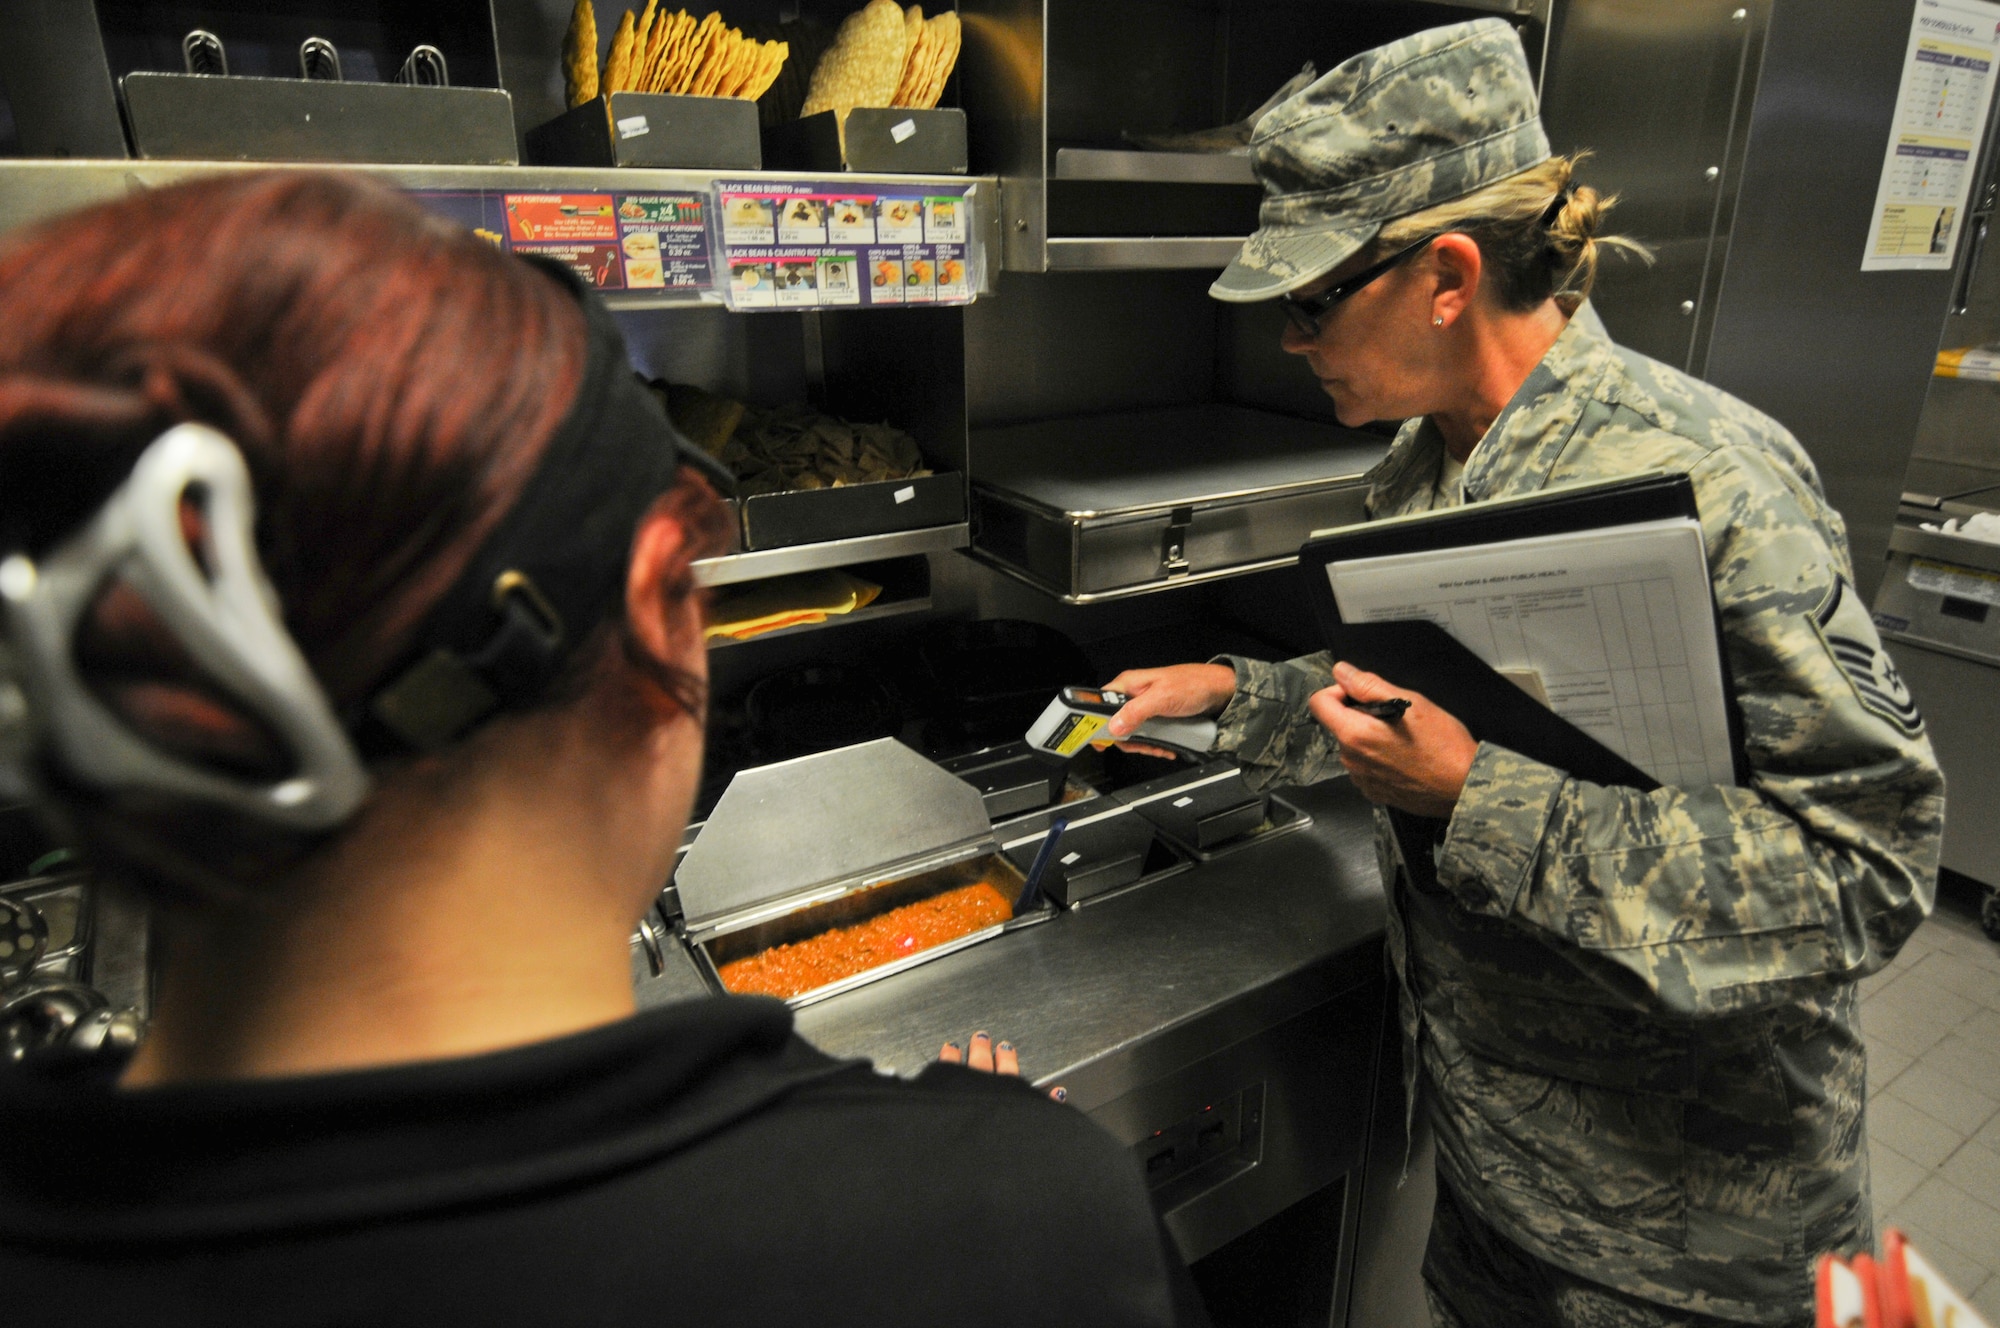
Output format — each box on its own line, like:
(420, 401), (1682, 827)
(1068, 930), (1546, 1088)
(616, 115), (651, 139)
(1060, 851), (1082, 865)
(1172, 796), (1195, 808)
(893, 485), (916, 503)
(890, 118), (918, 143)
(1908, 556), (2000, 606)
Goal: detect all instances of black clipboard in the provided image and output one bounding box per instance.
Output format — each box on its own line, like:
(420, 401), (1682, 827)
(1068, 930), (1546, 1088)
(1298, 473), (1747, 794)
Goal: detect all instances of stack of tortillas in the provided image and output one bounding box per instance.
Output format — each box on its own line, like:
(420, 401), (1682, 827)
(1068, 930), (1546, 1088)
(891, 6), (959, 109)
(564, 1), (788, 105)
(801, 1), (960, 140)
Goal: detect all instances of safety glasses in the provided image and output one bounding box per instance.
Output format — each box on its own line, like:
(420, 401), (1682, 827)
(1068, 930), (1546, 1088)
(1276, 234), (1438, 338)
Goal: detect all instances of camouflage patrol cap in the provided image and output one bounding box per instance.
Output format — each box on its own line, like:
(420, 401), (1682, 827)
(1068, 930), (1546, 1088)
(1211, 18), (1550, 303)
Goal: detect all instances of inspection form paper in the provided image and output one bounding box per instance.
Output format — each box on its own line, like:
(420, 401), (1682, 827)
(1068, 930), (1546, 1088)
(1327, 518), (1736, 789)
(1861, 0), (2000, 272)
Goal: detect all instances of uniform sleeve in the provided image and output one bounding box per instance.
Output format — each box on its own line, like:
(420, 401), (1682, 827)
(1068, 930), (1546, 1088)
(1432, 448), (1945, 1017)
(1210, 651), (1344, 792)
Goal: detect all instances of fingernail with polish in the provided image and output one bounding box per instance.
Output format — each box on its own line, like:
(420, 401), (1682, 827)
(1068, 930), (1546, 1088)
(997, 1041), (1014, 1052)
(945, 1041), (960, 1053)
(1052, 1087), (1068, 1101)
(973, 1031), (990, 1041)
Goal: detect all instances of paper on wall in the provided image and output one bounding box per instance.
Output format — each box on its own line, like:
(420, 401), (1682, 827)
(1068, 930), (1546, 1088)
(1861, 0), (2000, 272)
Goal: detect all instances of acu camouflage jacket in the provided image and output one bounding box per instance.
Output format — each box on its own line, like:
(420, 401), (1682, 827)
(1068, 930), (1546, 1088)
(1214, 315), (1944, 1321)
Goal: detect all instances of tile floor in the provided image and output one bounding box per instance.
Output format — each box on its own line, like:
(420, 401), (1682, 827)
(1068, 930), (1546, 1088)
(1862, 876), (2000, 1319)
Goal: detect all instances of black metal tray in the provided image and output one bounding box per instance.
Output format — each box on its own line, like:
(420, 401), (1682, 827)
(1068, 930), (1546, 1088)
(763, 107), (968, 174)
(526, 91), (760, 169)
(120, 72), (515, 164)
(739, 470), (964, 550)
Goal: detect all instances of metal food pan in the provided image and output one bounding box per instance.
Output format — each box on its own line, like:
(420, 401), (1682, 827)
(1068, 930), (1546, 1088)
(967, 405), (1384, 602)
(996, 801), (1191, 908)
(691, 850), (1046, 1007)
(1114, 765), (1314, 860)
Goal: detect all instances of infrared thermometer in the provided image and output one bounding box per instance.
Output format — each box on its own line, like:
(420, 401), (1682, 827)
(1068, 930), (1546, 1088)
(1025, 687), (1218, 759)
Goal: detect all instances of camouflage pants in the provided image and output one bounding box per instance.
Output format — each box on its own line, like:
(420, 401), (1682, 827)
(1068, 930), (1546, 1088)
(1422, 1180), (1810, 1328)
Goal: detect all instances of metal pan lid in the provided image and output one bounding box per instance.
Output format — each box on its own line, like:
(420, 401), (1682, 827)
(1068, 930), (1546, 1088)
(674, 738), (994, 934)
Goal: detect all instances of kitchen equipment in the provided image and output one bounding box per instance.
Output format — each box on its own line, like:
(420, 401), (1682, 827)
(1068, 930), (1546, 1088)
(1873, 512), (2000, 902)
(763, 107), (970, 175)
(994, 799), (1190, 908)
(526, 92), (763, 170)
(1115, 763), (1311, 859)
(1025, 686), (1217, 757)
(968, 405), (1384, 602)
(674, 738), (1052, 1006)
(936, 741), (1068, 820)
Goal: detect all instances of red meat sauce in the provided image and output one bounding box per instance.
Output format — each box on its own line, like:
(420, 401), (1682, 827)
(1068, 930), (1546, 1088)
(717, 881), (1013, 999)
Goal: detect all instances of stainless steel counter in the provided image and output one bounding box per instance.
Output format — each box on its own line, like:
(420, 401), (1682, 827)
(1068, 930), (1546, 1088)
(792, 777), (1387, 1107)
(636, 771), (1392, 1315)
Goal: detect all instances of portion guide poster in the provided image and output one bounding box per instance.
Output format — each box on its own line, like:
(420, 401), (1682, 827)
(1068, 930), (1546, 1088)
(1861, 0), (2000, 271)
(408, 189), (714, 293)
(715, 180), (975, 310)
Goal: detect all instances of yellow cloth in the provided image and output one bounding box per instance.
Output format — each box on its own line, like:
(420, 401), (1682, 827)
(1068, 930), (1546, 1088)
(705, 570), (883, 641)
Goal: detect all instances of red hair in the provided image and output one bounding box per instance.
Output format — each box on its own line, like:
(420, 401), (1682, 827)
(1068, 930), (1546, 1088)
(0, 170), (592, 702)
(0, 171), (726, 888)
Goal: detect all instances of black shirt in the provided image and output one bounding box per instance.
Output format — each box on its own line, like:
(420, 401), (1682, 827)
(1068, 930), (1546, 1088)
(0, 996), (1204, 1326)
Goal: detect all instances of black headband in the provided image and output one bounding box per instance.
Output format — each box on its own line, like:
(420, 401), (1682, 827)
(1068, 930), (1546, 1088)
(355, 256), (733, 755)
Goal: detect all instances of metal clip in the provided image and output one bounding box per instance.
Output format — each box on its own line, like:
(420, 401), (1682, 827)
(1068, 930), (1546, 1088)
(491, 570), (563, 646)
(397, 45), (450, 88)
(299, 37), (343, 82)
(1161, 506), (1194, 577)
(181, 29), (227, 77)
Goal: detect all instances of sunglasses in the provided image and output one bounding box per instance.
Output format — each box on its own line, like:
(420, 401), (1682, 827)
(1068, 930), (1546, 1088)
(1276, 234), (1439, 338)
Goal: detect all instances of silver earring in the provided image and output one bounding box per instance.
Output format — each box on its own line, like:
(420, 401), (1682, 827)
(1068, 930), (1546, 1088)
(1433, 317), (1445, 327)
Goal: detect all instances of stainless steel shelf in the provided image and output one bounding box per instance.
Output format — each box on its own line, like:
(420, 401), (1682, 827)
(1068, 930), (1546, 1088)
(693, 523), (968, 587)
(707, 593), (933, 648)
(1053, 147), (1256, 186)
(1044, 236), (1244, 271)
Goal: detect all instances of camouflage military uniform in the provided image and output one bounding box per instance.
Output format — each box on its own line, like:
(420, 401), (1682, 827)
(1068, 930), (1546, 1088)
(1214, 315), (1945, 1323)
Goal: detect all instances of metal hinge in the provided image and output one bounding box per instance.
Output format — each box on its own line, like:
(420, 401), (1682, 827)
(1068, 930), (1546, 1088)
(1162, 506), (1194, 577)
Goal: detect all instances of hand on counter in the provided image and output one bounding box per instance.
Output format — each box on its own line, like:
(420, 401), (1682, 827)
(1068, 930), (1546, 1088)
(1309, 661), (1476, 820)
(939, 1031), (1068, 1103)
(1100, 663), (1237, 761)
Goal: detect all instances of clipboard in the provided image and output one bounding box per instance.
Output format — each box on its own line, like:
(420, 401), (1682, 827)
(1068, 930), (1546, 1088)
(1297, 473), (1748, 794)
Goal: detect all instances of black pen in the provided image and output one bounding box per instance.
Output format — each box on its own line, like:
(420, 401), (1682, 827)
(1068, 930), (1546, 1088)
(1345, 697), (1410, 722)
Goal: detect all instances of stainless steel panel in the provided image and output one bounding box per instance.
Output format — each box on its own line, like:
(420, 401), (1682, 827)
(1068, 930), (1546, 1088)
(1091, 982), (1383, 1262)
(674, 738), (993, 935)
(1045, 236), (1247, 270)
(963, 269), (1220, 428)
(973, 405), (1383, 514)
(1910, 379), (2000, 484)
(958, 0), (1048, 271)
(1886, 640), (2000, 888)
(1874, 530), (2000, 665)
(1700, 0), (1966, 603)
(1539, 0), (1766, 372)
(1055, 147), (1255, 185)
(694, 525), (969, 587)
(969, 404), (1381, 600)
(0, 0), (129, 159)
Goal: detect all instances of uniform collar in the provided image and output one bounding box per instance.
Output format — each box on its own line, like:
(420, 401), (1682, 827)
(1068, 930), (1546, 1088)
(1367, 312), (1621, 515)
